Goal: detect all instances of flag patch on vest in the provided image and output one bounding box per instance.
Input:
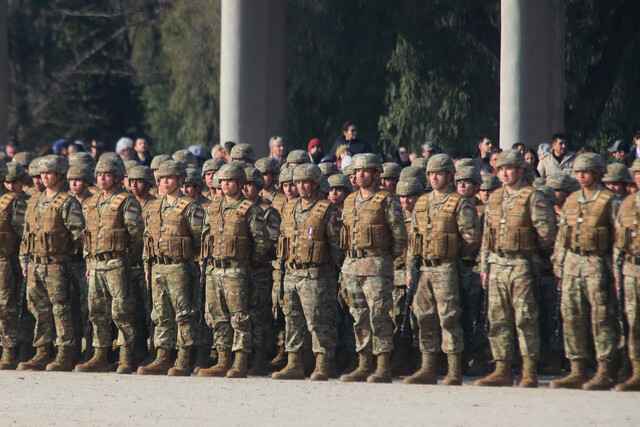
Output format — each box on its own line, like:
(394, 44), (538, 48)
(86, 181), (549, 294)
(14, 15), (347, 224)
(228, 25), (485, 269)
(268, 223), (278, 231)
(308, 227), (315, 235)
(71, 209), (82, 218)
(126, 206), (139, 215)
(193, 211), (204, 220)
(255, 216), (265, 223)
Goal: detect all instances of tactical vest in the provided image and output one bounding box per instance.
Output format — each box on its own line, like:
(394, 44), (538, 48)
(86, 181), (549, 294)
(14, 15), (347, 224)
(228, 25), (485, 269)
(411, 192), (463, 260)
(558, 189), (615, 255)
(24, 192), (72, 261)
(616, 195), (640, 255)
(474, 198), (486, 218)
(82, 192), (129, 255)
(0, 192), (20, 257)
(145, 196), (195, 261)
(486, 186), (537, 256)
(202, 198), (253, 265)
(341, 191), (392, 253)
(277, 198), (331, 265)
(269, 191), (287, 215)
(394, 219), (411, 270)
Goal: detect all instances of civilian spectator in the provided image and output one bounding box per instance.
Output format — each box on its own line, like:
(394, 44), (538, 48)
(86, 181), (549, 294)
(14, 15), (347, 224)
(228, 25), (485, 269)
(489, 150), (501, 174)
(67, 142), (84, 157)
(473, 136), (493, 173)
(335, 145), (353, 169)
(115, 137), (135, 161)
(328, 121), (372, 160)
(538, 142), (552, 158)
(269, 136), (286, 166)
(398, 146), (411, 167)
(421, 140), (438, 158)
(308, 138), (325, 164)
(211, 144), (226, 161)
(409, 152), (419, 163)
(537, 133), (576, 178)
(90, 139), (106, 160)
(524, 148), (540, 177)
(52, 139), (69, 156)
(5, 140), (20, 159)
(223, 141), (235, 162)
(135, 138), (152, 167)
(607, 139), (630, 164)
(445, 147), (461, 163)
(188, 145), (207, 167)
(624, 131), (640, 166)
(512, 142), (526, 154)
(577, 144), (596, 154)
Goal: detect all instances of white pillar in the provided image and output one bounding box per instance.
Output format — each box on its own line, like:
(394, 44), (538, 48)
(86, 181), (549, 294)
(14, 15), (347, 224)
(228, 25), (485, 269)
(0, 0), (7, 146)
(220, 0), (285, 158)
(499, 0), (565, 150)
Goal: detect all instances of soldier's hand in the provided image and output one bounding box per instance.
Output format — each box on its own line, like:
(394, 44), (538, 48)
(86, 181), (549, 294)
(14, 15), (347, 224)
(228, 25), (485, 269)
(85, 269), (90, 280)
(146, 272), (151, 289)
(406, 274), (411, 289)
(22, 268), (26, 277)
(480, 272), (487, 290)
(614, 276), (620, 297)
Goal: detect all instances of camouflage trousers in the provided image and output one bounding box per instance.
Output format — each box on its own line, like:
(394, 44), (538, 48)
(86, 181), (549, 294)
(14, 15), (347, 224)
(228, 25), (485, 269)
(342, 273), (394, 355)
(458, 261), (488, 351)
(150, 263), (195, 350)
(26, 261), (74, 347)
(413, 261), (464, 354)
(250, 265), (274, 350)
(623, 272), (640, 360)
(0, 258), (21, 348)
(88, 258), (135, 348)
(283, 267), (337, 356)
(487, 260), (540, 360)
(205, 266), (251, 353)
(70, 259), (91, 348)
(561, 268), (619, 362)
(271, 265), (285, 348)
(538, 268), (564, 352)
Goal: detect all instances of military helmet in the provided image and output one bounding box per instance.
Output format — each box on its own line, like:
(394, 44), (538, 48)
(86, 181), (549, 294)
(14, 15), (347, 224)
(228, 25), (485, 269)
(28, 157), (42, 177)
(128, 166), (155, 186)
(399, 165), (428, 191)
(217, 163), (246, 181)
(255, 157), (280, 175)
(39, 155), (68, 174)
(0, 158), (8, 177)
(172, 149), (199, 168)
(318, 175), (330, 194)
(5, 161), (23, 181)
(455, 158), (474, 169)
(157, 159), (187, 179)
(244, 167), (265, 188)
(454, 165), (481, 184)
(293, 164), (323, 183)
(630, 158), (640, 173)
(538, 185), (558, 206)
(279, 166), (295, 183)
(411, 157), (429, 170)
(426, 154), (455, 174)
(212, 171), (222, 189)
(318, 162), (341, 177)
(380, 162), (403, 180)
(353, 153), (382, 172)
(202, 158), (226, 175)
(230, 143), (256, 162)
(67, 165), (94, 183)
(342, 163), (355, 176)
(572, 153), (607, 174)
(327, 173), (354, 192)
(99, 152), (121, 163)
(12, 151), (35, 168)
(95, 155), (126, 177)
(496, 149), (525, 169)
(603, 162), (632, 183)
(545, 173), (573, 192)
(184, 168), (205, 188)
(124, 160), (139, 176)
(479, 173), (501, 191)
(396, 177), (424, 197)
(533, 177), (546, 189)
(150, 154), (171, 170)
(69, 152), (95, 168)
(286, 149), (311, 165)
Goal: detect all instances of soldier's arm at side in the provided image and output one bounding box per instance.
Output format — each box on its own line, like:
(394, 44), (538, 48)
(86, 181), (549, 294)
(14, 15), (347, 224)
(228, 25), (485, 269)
(457, 197), (482, 260)
(248, 204), (271, 261)
(325, 203), (342, 266)
(552, 202), (567, 276)
(62, 196), (86, 254)
(19, 203), (31, 271)
(10, 196), (27, 240)
(530, 190), (557, 252)
(186, 202), (205, 254)
(405, 211), (418, 275)
(123, 197), (144, 264)
(479, 206), (491, 275)
(385, 194), (408, 259)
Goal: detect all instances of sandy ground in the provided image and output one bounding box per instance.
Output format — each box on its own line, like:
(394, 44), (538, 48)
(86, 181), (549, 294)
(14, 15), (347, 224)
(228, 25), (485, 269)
(0, 373), (638, 426)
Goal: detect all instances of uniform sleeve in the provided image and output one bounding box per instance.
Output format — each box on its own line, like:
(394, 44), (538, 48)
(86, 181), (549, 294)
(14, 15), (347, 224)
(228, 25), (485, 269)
(480, 203), (491, 274)
(19, 197), (33, 269)
(325, 203), (342, 266)
(62, 196), (86, 254)
(457, 197), (482, 260)
(552, 203), (567, 274)
(248, 204), (271, 261)
(610, 196), (623, 281)
(123, 197), (144, 265)
(405, 212), (418, 273)
(530, 190), (557, 252)
(265, 207), (281, 243)
(11, 196), (27, 240)
(385, 194), (408, 259)
(187, 202), (205, 254)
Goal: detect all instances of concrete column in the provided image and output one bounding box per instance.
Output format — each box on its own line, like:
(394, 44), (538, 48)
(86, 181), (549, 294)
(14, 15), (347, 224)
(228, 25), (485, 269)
(499, 0), (565, 150)
(0, 0), (7, 147)
(220, 0), (285, 158)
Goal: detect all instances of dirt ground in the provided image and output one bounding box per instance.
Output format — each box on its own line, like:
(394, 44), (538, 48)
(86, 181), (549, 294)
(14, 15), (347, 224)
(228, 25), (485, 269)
(0, 372), (638, 426)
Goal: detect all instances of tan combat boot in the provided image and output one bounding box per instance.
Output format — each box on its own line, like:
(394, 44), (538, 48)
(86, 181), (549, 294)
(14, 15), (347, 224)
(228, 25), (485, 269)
(272, 352), (305, 380)
(46, 346), (73, 372)
(17, 345), (50, 371)
(518, 357), (538, 388)
(74, 347), (109, 373)
(136, 347), (172, 376)
(310, 353), (329, 381)
(367, 353), (393, 383)
(616, 360), (640, 391)
(443, 353), (463, 386)
(583, 360), (616, 390)
(404, 352), (437, 385)
(248, 347), (270, 376)
(0, 347), (17, 370)
(340, 352), (374, 382)
(226, 351), (248, 378)
(168, 346), (192, 376)
(270, 345), (287, 372)
(198, 347), (232, 377)
(474, 360), (513, 387)
(550, 359), (588, 389)
(116, 345), (132, 374)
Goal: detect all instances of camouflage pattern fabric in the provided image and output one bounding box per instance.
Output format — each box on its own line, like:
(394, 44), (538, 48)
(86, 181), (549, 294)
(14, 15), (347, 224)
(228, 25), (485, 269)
(622, 265), (640, 360)
(0, 258), (22, 348)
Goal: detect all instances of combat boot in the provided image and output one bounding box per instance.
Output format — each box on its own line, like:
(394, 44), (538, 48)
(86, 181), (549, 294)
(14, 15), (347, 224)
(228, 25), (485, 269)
(518, 357), (538, 388)
(74, 347), (109, 373)
(616, 360), (640, 391)
(0, 347), (17, 370)
(17, 345), (50, 371)
(272, 352), (305, 380)
(474, 360), (513, 387)
(248, 347), (270, 376)
(404, 352), (437, 385)
(443, 353), (463, 386)
(550, 359), (588, 389)
(116, 345), (132, 374)
(340, 352), (374, 382)
(310, 353), (329, 381)
(270, 345), (287, 372)
(226, 351), (248, 378)
(168, 347), (192, 376)
(198, 347), (232, 377)
(46, 346), (73, 372)
(136, 347), (172, 376)
(367, 353), (392, 383)
(583, 360), (616, 390)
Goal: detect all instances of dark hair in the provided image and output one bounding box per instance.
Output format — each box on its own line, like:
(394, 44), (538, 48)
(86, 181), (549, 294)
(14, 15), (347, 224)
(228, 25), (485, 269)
(445, 147), (461, 159)
(551, 133), (567, 143)
(223, 141), (236, 154)
(385, 150), (400, 164)
(69, 142), (86, 153)
(341, 121), (357, 133)
(512, 142), (525, 150)
(6, 140), (19, 149)
(634, 131), (640, 141)
(577, 145), (596, 154)
(476, 136), (492, 146)
(524, 148), (539, 166)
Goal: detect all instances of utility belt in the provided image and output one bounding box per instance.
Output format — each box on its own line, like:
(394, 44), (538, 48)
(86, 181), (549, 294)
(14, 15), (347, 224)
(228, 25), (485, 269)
(89, 251), (125, 262)
(494, 248), (523, 259)
(569, 248), (602, 257)
(346, 248), (388, 258)
(150, 255), (182, 265)
(625, 255), (640, 266)
(287, 262), (324, 270)
(29, 255), (65, 265)
(207, 258), (250, 269)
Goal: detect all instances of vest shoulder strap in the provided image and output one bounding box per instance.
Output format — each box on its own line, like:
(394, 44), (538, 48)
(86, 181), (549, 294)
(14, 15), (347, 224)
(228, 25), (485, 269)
(174, 196), (194, 216)
(441, 192), (462, 214)
(489, 187), (504, 208)
(110, 192), (130, 211)
(371, 191), (390, 204)
(592, 189), (615, 213)
(343, 193), (356, 212)
(236, 199), (254, 216)
(311, 199), (331, 219)
(146, 198), (162, 216)
(0, 192), (18, 211)
(413, 194), (429, 213)
(621, 194), (636, 214)
(515, 186), (535, 206)
(50, 192), (70, 210)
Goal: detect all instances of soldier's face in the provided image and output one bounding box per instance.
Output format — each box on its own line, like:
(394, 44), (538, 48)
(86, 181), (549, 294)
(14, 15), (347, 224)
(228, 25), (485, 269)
(282, 181), (299, 200)
(296, 179), (317, 200)
(428, 171), (449, 191)
(181, 182), (197, 198)
(242, 182), (260, 200)
(32, 175), (45, 191)
(478, 189), (493, 204)
(576, 170), (598, 189)
(69, 178), (88, 196)
(204, 171), (215, 189)
(328, 187), (347, 205)
(399, 195), (418, 213)
(554, 190), (568, 207)
(498, 165), (521, 186)
(634, 171), (640, 190)
(221, 178), (241, 197)
(456, 180), (475, 197)
(97, 172), (116, 191)
(379, 178), (397, 193)
(355, 168), (378, 189)
(160, 176), (181, 194)
(605, 181), (627, 197)
(263, 173), (274, 189)
(4, 180), (22, 194)
(130, 179), (149, 197)
(348, 174), (359, 191)
(41, 171), (60, 188)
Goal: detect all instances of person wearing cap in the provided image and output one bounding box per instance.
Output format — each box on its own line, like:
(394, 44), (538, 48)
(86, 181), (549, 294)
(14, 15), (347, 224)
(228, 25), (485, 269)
(52, 139), (69, 157)
(476, 149), (556, 388)
(0, 158), (28, 370)
(182, 168), (210, 209)
(339, 153), (407, 383)
(269, 136), (286, 167)
(621, 131), (640, 167)
(404, 155), (481, 386)
(551, 153), (621, 390)
(608, 139), (630, 164)
(380, 162), (402, 193)
(603, 162), (632, 198)
(149, 154), (171, 197)
(134, 138), (152, 167)
(138, 160), (205, 376)
(188, 145), (207, 168)
(478, 173), (501, 205)
(202, 158), (225, 200)
(537, 133), (577, 178)
(308, 139), (326, 165)
(255, 157), (286, 214)
(74, 155), (143, 375)
(271, 164), (341, 381)
(327, 174), (353, 211)
(230, 143), (256, 165)
(18, 155), (85, 372)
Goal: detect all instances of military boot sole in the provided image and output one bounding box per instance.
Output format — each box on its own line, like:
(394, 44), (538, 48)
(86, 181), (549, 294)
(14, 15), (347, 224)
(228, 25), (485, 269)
(518, 378), (538, 388)
(443, 376), (463, 386)
(340, 372), (374, 383)
(0, 362), (17, 370)
(272, 370), (305, 380)
(616, 381), (640, 392)
(474, 377), (513, 387)
(583, 379), (614, 391)
(74, 364), (109, 373)
(310, 372), (328, 381)
(403, 374), (437, 385)
(367, 373), (392, 383)
(46, 363), (73, 372)
(116, 365), (132, 375)
(549, 376), (587, 389)
(136, 366), (171, 376)
(16, 362), (48, 371)
(226, 369), (247, 379)
(198, 366), (231, 377)
(168, 367), (192, 376)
